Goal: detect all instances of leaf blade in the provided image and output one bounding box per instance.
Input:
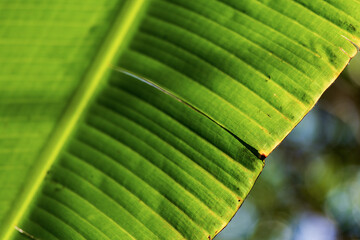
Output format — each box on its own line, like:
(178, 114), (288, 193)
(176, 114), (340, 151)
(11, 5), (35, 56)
(0, 0), (359, 239)
(0, 0), (148, 238)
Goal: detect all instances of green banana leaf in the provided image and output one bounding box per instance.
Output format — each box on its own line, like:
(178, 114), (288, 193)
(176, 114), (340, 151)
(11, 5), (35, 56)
(0, 0), (359, 239)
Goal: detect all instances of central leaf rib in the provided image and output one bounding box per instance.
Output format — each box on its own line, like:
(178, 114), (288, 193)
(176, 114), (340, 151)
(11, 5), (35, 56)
(0, 1), (149, 239)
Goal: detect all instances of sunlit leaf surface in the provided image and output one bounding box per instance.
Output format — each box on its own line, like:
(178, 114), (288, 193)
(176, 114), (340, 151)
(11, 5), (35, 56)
(0, 0), (359, 239)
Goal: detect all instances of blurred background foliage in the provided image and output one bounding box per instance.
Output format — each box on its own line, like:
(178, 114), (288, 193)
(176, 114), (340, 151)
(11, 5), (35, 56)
(217, 54), (360, 240)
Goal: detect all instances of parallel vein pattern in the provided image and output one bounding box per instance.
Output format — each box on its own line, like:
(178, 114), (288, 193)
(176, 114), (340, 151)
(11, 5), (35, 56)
(119, 0), (360, 155)
(0, 0), (125, 227)
(1, 0), (360, 240)
(18, 75), (263, 240)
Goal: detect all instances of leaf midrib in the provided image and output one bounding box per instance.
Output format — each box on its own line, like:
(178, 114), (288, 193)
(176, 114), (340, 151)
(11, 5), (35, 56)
(0, 1), (149, 239)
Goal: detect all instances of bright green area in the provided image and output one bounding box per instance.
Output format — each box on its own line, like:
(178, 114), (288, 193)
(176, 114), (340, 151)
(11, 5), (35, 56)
(17, 74), (263, 240)
(0, 0), (359, 239)
(0, 0), (126, 233)
(218, 54), (360, 239)
(119, 0), (359, 155)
